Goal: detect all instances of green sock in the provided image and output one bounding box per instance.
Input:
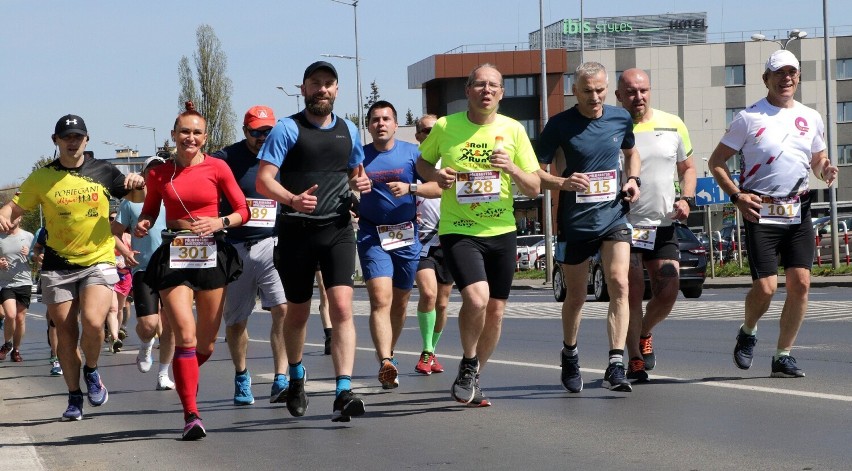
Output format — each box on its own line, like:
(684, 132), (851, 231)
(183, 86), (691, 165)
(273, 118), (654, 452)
(775, 349), (791, 359)
(740, 323), (757, 336)
(417, 310), (436, 352)
(431, 329), (443, 352)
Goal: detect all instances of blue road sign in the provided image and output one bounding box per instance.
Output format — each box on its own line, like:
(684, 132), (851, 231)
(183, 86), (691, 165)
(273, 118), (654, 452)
(695, 176), (738, 206)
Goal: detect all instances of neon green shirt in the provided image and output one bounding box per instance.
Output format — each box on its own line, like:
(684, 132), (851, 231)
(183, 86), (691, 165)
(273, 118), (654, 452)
(419, 111), (539, 237)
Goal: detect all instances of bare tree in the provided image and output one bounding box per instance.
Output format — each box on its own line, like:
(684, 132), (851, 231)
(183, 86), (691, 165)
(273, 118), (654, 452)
(178, 24), (236, 153)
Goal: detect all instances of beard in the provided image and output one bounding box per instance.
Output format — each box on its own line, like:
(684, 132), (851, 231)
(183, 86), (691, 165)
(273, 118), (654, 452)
(305, 94), (335, 116)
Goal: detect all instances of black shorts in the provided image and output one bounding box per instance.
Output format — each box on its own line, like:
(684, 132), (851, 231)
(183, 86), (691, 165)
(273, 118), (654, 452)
(132, 271), (160, 317)
(0, 285), (32, 309)
(440, 231), (515, 300)
(744, 202), (815, 279)
(145, 231), (243, 291)
(630, 224), (680, 261)
(557, 224), (632, 265)
(417, 246), (454, 285)
(276, 217), (355, 304)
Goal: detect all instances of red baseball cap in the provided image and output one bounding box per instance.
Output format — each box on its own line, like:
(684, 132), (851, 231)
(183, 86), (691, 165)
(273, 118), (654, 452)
(243, 106), (276, 128)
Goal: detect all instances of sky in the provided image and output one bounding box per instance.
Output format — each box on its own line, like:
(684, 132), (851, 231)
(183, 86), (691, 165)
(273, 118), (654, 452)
(2, 0), (850, 186)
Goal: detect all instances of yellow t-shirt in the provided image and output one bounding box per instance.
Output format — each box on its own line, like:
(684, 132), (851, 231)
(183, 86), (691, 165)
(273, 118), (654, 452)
(419, 112), (539, 237)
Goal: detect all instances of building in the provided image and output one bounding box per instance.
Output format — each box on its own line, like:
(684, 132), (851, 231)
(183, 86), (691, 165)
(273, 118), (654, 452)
(408, 12), (852, 231)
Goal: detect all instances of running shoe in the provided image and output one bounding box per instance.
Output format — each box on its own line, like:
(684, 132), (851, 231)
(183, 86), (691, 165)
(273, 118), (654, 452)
(136, 345), (153, 373)
(331, 389), (365, 422)
(50, 358), (63, 376)
(270, 374), (289, 404)
(157, 374), (175, 391)
(451, 361), (477, 404)
(286, 372), (308, 417)
(771, 355), (805, 378)
(603, 362), (633, 392)
(112, 338), (123, 354)
(415, 351), (433, 375)
(118, 327), (127, 340)
(626, 357), (649, 382)
(639, 334), (656, 370)
(431, 354), (444, 373)
(378, 358), (399, 389)
(11, 348), (22, 362)
(0, 341), (11, 360)
(234, 370), (255, 405)
(733, 328), (757, 370)
(470, 374), (492, 407)
(84, 368), (109, 406)
(324, 334), (332, 356)
(560, 349), (583, 393)
(62, 393), (84, 421)
(182, 413), (207, 441)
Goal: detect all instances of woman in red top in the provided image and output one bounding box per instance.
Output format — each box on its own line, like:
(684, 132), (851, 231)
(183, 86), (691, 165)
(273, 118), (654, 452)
(135, 102), (249, 441)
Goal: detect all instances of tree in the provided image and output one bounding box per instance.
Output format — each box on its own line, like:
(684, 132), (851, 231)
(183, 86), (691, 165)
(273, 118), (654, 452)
(13, 155), (55, 233)
(405, 109), (415, 125)
(178, 24), (236, 153)
(361, 80), (382, 127)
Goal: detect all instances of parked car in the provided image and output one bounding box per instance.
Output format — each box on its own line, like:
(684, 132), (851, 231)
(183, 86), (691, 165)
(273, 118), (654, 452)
(552, 222), (708, 302)
(516, 234), (546, 271)
(813, 214), (852, 264)
(518, 236), (555, 270)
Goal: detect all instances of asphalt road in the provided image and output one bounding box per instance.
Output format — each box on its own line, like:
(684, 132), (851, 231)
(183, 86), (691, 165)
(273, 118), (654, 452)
(2, 289), (851, 470)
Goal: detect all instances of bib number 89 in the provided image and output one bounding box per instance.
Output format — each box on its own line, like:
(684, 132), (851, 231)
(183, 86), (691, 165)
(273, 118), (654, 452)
(251, 207), (268, 219)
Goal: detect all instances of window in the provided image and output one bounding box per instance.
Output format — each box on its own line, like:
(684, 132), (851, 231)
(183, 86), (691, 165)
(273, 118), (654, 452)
(837, 59), (852, 79)
(503, 76), (536, 97)
(725, 108), (745, 127)
(564, 73), (575, 95)
(838, 145), (852, 165)
(725, 65), (745, 86)
(838, 102), (852, 123)
(517, 119), (538, 140)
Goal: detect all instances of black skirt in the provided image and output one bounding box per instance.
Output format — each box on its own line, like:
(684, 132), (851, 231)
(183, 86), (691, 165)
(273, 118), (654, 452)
(144, 231), (242, 291)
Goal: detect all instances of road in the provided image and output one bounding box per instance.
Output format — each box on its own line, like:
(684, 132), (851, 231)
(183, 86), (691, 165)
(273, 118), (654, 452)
(2, 288), (851, 470)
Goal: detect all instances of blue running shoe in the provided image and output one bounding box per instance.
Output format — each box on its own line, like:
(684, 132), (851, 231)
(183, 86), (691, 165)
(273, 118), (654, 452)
(84, 369), (108, 407)
(234, 370), (255, 405)
(734, 328), (757, 370)
(62, 393), (84, 421)
(270, 374), (289, 404)
(771, 355), (805, 378)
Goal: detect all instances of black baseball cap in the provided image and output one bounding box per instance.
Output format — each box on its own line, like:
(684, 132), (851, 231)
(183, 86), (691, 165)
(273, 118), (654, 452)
(55, 114), (88, 138)
(303, 61), (338, 82)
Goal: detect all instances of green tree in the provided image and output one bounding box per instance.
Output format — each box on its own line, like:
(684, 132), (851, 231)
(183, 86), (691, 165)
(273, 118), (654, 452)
(405, 109), (415, 125)
(178, 24), (236, 153)
(14, 155), (55, 233)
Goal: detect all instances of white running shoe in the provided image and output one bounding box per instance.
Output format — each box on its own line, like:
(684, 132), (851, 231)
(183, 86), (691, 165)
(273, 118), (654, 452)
(136, 346), (153, 373)
(156, 374), (175, 391)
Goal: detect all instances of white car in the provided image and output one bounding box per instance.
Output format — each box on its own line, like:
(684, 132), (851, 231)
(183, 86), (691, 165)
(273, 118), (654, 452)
(517, 235), (554, 270)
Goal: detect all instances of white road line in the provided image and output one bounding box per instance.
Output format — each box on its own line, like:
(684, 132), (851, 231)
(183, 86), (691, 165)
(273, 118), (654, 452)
(0, 428), (46, 471)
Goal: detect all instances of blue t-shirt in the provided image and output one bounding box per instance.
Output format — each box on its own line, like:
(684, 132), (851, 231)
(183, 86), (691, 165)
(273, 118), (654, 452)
(212, 140), (277, 242)
(116, 199), (166, 273)
(537, 105), (635, 243)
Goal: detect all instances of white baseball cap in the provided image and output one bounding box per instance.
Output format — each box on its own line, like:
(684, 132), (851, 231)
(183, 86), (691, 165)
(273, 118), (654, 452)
(765, 49), (800, 72)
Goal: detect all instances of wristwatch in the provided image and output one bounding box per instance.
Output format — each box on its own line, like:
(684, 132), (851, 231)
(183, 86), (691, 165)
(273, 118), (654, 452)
(409, 183), (418, 194)
(730, 192), (742, 204)
(221, 216), (231, 228)
(627, 176), (641, 187)
(680, 196), (696, 209)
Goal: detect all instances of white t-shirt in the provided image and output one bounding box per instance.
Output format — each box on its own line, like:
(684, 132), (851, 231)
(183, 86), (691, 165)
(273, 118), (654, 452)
(416, 196), (441, 257)
(626, 109), (693, 227)
(721, 98), (826, 197)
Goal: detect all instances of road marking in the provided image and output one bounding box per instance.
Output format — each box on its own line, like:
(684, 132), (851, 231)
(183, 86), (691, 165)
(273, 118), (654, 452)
(0, 428), (46, 471)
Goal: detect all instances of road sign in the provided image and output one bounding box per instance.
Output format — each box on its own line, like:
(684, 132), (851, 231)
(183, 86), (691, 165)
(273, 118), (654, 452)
(695, 176), (738, 206)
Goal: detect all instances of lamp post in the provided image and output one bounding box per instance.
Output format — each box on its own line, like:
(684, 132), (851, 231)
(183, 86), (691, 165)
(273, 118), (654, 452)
(103, 141), (135, 171)
(750, 29), (808, 50)
(276, 85), (302, 113)
(321, 53), (365, 142)
(124, 124), (157, 154)
(326, 0), (364, 143)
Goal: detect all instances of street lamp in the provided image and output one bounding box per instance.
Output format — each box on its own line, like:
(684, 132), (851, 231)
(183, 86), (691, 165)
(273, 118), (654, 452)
(103, 141), (135, 169)
(124, 124), (157, 154)
(326, 0), (364, 143)
(321, 53), (365, 142)
(750, 29), (808, 50)
(276, 85), (302, 113)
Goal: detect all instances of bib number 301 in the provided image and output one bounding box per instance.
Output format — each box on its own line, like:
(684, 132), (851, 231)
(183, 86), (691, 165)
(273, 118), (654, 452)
(169, 235), (217, 269)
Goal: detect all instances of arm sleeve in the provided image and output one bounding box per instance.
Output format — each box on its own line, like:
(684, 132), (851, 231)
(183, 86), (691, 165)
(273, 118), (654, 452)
(140, 170), (163, 220)
(719, 111), (749, 152)
(512, 124), (540, 173)
(620, 115), (636, 150)
(13, 173), (41, 211)
(109, 164), (130, 199)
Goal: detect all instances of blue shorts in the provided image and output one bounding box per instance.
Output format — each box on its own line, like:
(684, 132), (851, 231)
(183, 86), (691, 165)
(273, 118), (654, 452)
(357, 234), (419, 290)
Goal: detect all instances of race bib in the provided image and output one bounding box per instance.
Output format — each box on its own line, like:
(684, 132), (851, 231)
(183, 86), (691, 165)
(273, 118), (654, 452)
(759, 195), (801, 225)
(169, 234), (217, 268)
(377, 221), (415, 251)
(455, 170), (501, 204)
(576, 170), (617, 203)
(245, 198), (278, 227)
(631, 225), (658, 250)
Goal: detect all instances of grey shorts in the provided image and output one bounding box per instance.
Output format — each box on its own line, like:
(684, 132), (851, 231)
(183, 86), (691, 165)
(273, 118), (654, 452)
(40, 264), (119, 305)
(224, 237), (287, 326)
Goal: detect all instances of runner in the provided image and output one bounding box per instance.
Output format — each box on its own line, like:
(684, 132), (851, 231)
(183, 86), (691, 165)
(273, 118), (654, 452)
(0, 217), (34, 363)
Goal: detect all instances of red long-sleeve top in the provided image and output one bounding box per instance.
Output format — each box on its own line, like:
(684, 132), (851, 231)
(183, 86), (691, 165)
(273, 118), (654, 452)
(142, 155), (249, 224)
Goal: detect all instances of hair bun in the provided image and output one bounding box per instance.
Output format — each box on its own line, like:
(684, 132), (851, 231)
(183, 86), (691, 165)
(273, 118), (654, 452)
(185, 101), (196, 112)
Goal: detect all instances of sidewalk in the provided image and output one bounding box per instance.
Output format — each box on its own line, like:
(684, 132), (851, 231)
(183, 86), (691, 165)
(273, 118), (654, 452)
(504, 274), (852, 290)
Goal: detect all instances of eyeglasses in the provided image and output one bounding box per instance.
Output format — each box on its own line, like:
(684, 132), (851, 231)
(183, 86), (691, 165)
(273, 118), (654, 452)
(247, 128), (272, 138)
(470, 80), (503, 91)
(418, 127), (432, 135)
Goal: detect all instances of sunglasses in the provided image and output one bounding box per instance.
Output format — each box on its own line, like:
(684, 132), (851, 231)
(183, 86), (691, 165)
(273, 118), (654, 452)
(418, 127), (432, 135)
(247, 128), (272, 138)
(109, 216), (116, 221)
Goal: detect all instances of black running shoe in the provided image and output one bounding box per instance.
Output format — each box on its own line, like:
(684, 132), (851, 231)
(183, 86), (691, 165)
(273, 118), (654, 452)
(560, 349), (583, 393)
(603, 362), (632, 392)
(770, 355), (805, 378)
(626, 357), (649, 382)
(451, 361), (477, 404)
(286, 372), (308, 417)
(734, 328), (757, 370)
(332, 389), (365, 422)
(639, 334), (656, 370)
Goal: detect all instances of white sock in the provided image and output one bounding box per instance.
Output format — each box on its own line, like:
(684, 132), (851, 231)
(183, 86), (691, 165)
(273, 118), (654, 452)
(158, 363), (170, 376)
